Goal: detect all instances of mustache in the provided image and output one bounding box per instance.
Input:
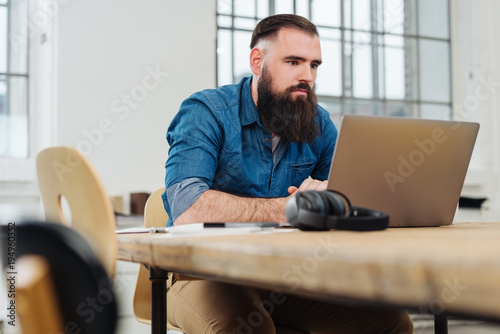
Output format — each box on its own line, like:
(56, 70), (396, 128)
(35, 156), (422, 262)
(286, 82), (313, 94)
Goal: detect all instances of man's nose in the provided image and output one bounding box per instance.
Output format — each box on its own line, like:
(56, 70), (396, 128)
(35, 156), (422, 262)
(298, 64), (314, 83)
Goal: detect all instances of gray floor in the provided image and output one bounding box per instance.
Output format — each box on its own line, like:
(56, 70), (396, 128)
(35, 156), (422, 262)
(411, 314), (500, 334)
(165, 320), (500, 334)
(416, 322), (500, 334)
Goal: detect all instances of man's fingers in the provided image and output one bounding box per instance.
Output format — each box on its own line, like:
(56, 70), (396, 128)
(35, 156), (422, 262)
(297, 179), (328, 192)
(314, 180), (328, 191)
(302, 179), (322, 191)
(287, 179), (328, 198)
(297, 178), (313, 191)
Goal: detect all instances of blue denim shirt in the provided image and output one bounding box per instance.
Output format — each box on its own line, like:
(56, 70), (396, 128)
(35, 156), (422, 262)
(162, 76), (337, 225)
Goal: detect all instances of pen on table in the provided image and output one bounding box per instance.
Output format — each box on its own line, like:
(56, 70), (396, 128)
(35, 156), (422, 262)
(202, 222), (280, 228)
(149, 227), (168, 233)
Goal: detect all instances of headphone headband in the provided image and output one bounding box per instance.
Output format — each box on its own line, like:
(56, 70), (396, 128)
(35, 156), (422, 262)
(325, 206), (389, 231)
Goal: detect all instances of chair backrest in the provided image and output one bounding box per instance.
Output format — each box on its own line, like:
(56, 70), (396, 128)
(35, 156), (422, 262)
(36, 146), (117, 279)
(133, 187), (168, 324)
(0, 222), (117, 334)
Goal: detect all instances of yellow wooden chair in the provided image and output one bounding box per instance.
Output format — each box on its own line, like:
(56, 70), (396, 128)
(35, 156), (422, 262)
(36, 145), (117, 279)
(132, 187), (186, 332)
(37, 147), (182, 331)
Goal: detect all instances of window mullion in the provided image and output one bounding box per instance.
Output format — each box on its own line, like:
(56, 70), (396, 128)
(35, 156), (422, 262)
(6, 0), (11, 140)
(340, 0), (346, 104)
(446, 0), (452, 120)
(414, 0), (421, 118)
(347, 0), (354, 98)
(370, 0), (380, 110)
(231, 0), (236, 83)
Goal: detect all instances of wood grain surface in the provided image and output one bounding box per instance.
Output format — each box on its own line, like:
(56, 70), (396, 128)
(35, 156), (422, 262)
(117, 222), (500, 320)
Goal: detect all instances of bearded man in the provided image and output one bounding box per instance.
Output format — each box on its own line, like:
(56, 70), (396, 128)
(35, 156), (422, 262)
(162, 14), (413, 334)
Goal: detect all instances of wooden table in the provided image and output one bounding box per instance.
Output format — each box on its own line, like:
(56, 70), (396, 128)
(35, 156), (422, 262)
(117, 222), (500, 334)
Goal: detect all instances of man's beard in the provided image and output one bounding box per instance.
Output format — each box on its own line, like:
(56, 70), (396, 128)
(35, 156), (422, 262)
(256, 68), (320, 143)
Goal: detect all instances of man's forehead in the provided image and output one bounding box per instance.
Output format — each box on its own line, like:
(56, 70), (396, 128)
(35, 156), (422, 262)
(257, 27), (319, 49)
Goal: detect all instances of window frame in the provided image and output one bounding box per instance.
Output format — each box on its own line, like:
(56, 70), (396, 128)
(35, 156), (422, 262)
(215, 0), (453, 123)
(0, 0), (56, 184)
(0, 0), (30, 161)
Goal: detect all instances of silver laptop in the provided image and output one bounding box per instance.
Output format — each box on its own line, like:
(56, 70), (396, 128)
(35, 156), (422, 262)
(327, 115), (480, 227)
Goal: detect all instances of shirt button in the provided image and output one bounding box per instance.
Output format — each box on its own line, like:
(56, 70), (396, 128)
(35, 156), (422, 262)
(265, 138), (270, 143)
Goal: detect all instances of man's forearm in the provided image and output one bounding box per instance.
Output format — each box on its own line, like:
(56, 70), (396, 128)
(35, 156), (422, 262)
(174, 189), (289, 225)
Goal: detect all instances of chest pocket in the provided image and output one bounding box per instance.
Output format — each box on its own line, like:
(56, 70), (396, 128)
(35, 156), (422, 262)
(289, 161), (315, 187)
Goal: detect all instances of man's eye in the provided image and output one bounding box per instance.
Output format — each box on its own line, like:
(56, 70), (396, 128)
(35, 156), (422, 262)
(311, 63), (319, 69)
(288, 61), (298, 66)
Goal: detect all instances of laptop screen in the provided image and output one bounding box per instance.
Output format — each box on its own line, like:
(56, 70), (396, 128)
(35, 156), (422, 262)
(327, 115), (479, 227)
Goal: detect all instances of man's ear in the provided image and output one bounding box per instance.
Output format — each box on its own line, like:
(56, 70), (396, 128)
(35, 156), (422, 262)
(249, 47), (264, 75)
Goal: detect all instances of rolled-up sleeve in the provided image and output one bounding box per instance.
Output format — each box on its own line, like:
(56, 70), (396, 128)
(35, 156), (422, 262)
(164, 177), (209, 222)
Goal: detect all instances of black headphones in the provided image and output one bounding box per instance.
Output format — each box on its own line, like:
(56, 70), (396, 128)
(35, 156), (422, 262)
(285, 190), (389, 231)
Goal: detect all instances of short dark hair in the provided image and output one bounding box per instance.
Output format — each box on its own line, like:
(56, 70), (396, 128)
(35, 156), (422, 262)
(250, 14), (318, 49)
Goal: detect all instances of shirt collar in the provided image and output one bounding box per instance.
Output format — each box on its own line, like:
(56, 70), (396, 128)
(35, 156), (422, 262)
(240, 76), (263, 127)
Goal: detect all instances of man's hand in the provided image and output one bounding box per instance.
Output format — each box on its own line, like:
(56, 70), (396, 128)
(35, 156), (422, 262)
(288, 179), (328, 196)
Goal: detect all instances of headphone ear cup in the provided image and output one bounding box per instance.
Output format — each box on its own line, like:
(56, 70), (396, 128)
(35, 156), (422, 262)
(321, 191), (347, 216)
(298, 191), (325, 213)
(285, 191), (328, 230)
(284, 196), (300, 225)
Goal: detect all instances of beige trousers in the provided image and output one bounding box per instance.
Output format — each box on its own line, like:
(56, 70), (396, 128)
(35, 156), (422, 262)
(167, 278), (413, 334)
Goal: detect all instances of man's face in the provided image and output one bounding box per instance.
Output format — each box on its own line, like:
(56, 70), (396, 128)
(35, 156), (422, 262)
(259, 27), (322, 98)
(255, 28), (322, 143)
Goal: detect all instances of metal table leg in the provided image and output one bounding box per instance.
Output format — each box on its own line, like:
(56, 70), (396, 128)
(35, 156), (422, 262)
(150, 267), (168, 334)
(434, 314), (448, 334)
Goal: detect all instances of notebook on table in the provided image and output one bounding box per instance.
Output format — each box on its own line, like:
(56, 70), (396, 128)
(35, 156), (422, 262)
(327, 115), (480, 227)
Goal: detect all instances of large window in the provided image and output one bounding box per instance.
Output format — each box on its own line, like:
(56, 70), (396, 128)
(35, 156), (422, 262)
(0, 0), (29, 159)
(216, 0), (451, 126)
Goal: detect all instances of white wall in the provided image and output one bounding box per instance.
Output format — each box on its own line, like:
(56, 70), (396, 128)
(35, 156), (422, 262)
(451, 0), (500, 214)
(56, 0), (216, 213)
